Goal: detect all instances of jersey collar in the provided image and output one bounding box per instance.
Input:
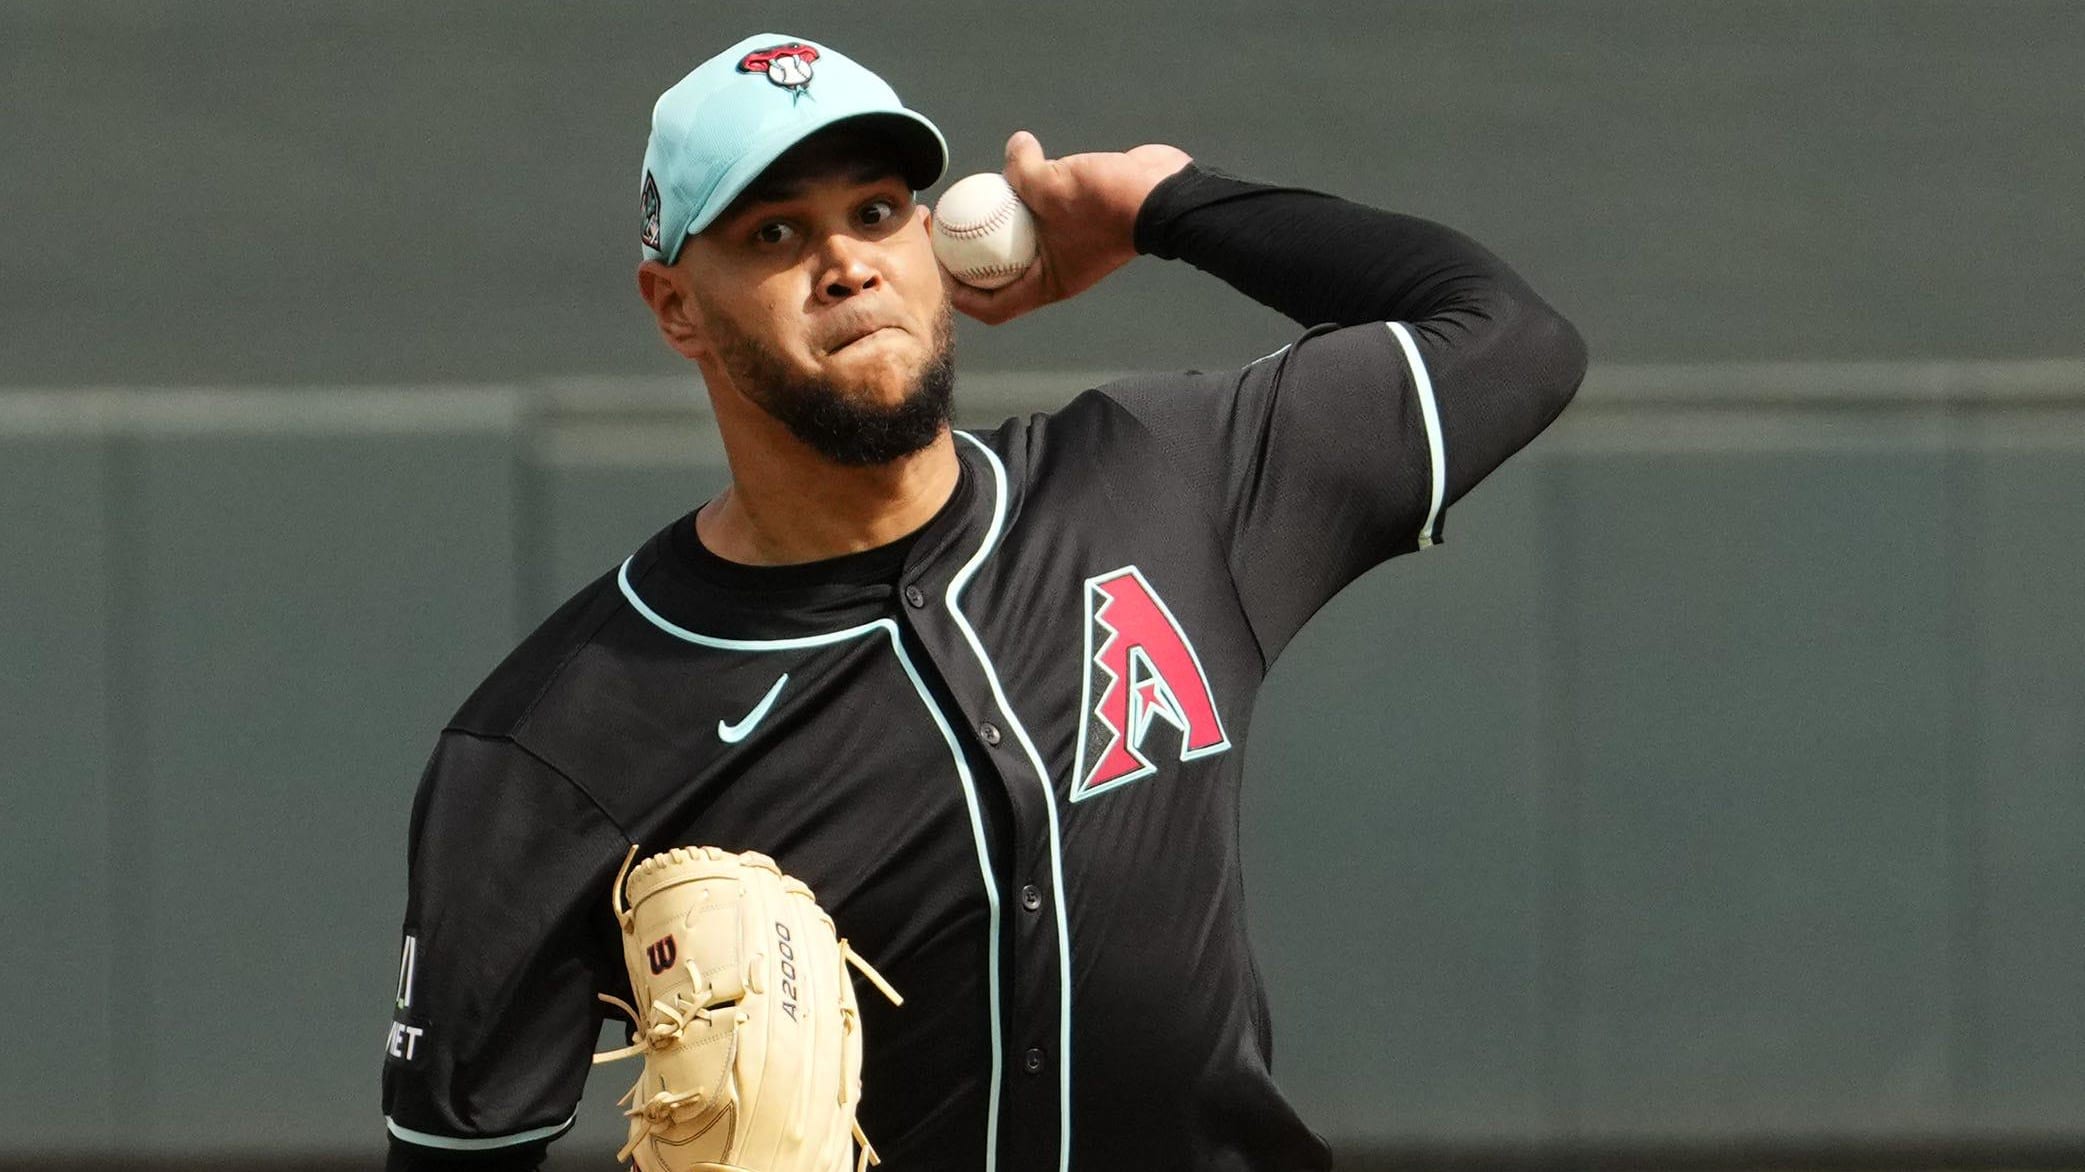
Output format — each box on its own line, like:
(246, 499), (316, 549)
(617, 430), (1004, 644)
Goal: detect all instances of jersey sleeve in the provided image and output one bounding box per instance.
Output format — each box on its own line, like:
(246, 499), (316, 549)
(1097, 295), (1582, 663)
(383, 729), (631, 1169)
(1095, 164), (1587, 664)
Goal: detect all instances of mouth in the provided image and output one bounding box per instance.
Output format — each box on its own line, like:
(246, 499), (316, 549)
(827, 323), (903, 355)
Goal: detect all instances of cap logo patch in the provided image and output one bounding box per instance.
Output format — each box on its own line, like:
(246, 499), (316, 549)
(640, 170), (662, 250)
(738, 42), (819, 96)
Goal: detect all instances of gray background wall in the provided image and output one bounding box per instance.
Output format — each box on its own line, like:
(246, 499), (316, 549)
(3, 0), (2082, 1166)
(3, 1), (2082, 388)
(4, 371), (2081, 1162)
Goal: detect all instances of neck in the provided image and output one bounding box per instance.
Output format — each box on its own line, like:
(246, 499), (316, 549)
(697, 382), (960, 567)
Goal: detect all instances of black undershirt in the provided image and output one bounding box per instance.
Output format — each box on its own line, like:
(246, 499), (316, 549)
(1133, 161), (1534, 331)
(666, 502), (928, 590)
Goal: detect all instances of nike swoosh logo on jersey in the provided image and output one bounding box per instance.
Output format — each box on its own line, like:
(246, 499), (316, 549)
(718, 673), (789, 743)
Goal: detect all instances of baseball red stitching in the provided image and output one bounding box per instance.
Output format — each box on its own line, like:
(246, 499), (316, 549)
(952, 260), (1030, 280)
(935, 191), (1019, 240)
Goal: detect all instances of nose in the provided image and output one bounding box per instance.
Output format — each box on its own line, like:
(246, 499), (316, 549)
(813, 232), (883, 304)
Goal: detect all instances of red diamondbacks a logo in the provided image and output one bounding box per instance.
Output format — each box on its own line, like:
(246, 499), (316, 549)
(1071, 565), (1230, 801)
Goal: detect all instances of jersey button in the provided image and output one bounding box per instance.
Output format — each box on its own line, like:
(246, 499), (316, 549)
(902, 584), (926, 608)
(1022, 1047), (1047, 1075)
(978, 721), (1002, 746)
(1021, 884), (1042, 912)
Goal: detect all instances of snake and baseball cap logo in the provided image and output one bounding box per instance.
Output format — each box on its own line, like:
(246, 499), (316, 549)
(738, 42), (819, 94)
(636, 34), (948, 265)
(1070, 565), (1232, 801)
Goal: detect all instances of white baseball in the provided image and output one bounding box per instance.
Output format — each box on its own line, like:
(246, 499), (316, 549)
(767, 53), (812, 87)
(930, 172), (1038, 290)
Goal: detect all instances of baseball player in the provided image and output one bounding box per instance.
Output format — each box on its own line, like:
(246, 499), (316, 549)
(382, 32), (1585, 1172)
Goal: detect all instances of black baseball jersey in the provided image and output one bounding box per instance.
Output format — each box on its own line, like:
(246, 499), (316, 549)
(383, 165), (1586, 1171)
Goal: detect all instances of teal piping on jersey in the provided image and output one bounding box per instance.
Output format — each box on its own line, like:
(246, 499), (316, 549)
(614, 556), (1007, 1172)
(948, 430), (1076, 1172)
(1385, 322), (1446, 548)
(387, 1114), (572, 1150)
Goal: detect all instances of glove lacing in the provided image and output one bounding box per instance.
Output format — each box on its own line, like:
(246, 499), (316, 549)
(593, 954), (743, 1163)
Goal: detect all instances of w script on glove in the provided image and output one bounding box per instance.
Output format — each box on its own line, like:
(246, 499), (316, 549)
(594, 845), (902, 1172)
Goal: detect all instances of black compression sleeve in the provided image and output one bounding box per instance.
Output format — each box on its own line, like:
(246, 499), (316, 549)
(1131, 163), (1537, 333)
(1131, 162), (1588, 512)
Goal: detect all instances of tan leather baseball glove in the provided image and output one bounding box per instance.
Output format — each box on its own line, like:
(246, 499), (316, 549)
(594, 846), (901, 1172)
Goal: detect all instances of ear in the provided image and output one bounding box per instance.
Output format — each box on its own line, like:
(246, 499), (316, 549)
(636, 259), (709, 362)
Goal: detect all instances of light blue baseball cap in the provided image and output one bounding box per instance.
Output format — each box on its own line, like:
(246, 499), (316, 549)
(639, 34), (949, 265)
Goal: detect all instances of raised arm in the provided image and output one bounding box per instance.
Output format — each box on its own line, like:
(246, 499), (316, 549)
(971, 135), (1590, 662)
(1132, 163), (1587, 508)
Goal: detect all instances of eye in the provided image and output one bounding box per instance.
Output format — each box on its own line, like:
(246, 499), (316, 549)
(859, 197), (901, 228)
(752, 220), (796, 246)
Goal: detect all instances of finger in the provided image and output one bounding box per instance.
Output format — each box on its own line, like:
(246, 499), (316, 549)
(1002, 129), (1048, 198)
(946, 272), (1025, 326)
(946, 259), (1049, 326)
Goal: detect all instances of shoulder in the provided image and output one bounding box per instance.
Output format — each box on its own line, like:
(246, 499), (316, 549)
(443, 560), (632, 740)
(965, 374), (1203, 474)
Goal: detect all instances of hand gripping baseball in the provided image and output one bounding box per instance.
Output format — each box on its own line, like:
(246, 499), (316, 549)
(946, 130), (1192, 326)
(592, 845), (903, 1172)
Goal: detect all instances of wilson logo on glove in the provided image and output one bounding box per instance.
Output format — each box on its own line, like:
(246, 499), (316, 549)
(644, 935), (677, 975)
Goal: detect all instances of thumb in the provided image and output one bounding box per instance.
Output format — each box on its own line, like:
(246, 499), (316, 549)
(1002, 129), (1047, 196)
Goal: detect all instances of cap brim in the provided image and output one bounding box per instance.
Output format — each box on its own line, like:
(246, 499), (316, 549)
(682, 108), (950, 243)
(831, 110), (948, 192)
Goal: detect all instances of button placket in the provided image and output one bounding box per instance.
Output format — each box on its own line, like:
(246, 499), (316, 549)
(640, 453), (1078, 1162)
(902, 567), (1065, 1162)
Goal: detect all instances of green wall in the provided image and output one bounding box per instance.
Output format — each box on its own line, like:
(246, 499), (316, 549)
(1, 370), (2078, 1158)
(4, 1), (2082, 389)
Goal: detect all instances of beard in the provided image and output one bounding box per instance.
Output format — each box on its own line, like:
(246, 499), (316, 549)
(708, 300), (957, 467)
